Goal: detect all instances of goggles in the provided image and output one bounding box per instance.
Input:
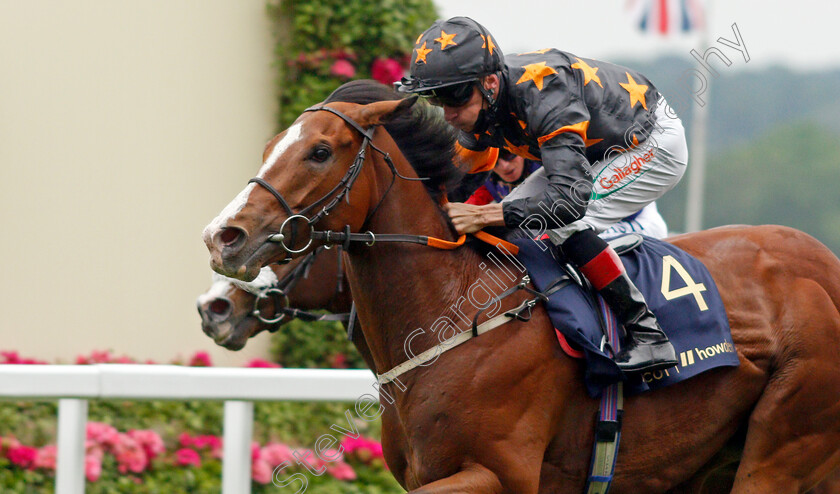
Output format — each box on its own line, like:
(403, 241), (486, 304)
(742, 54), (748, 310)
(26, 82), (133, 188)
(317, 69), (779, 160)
(417, 81), (475, 107)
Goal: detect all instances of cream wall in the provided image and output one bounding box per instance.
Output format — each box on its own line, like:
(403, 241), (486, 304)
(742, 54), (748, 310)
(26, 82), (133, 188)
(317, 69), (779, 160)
(0, 1), (280, 365)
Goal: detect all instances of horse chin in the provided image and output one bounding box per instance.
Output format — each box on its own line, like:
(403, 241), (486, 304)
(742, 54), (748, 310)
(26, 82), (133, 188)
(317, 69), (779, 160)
(211, 240), (286, 282)
(212, 318), (260, 351)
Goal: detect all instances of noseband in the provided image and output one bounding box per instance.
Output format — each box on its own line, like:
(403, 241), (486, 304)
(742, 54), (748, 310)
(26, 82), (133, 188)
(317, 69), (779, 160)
(251, 246), (351, 330)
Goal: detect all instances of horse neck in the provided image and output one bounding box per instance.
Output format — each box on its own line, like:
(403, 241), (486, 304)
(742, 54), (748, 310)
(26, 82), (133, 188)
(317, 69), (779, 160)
(343, 135), (499, 374)
(281, 249), (371, 367)
(287, 248), (350, 313)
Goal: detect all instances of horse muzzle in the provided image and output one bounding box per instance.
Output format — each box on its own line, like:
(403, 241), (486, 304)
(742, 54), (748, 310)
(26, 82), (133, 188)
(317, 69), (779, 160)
(203, 223), (271, 281)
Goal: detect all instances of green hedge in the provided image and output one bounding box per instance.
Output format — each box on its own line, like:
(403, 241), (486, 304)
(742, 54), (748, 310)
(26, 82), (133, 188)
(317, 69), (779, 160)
(269, 318), (368, 369)
(267, 0), (438, 128)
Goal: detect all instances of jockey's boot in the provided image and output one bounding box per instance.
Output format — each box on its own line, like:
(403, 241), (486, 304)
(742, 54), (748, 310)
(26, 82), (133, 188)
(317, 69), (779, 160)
(560, 229), (678, 374)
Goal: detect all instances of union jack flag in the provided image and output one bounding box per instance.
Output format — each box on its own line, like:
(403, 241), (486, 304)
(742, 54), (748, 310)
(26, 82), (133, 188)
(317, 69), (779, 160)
(626, 0), (705, 35)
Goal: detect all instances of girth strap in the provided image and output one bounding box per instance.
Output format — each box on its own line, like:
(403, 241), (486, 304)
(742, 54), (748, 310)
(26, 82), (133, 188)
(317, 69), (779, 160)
(377, 275), (540, 385)
(585, 296), (626, 494)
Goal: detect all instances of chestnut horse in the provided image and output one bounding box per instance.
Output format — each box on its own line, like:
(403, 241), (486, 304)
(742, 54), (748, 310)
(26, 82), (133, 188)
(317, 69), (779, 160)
(196, 247), (352, 350)
(196, 247), (376, 369)
(203, 85), (840, 492)
(196, 254), (840, 493)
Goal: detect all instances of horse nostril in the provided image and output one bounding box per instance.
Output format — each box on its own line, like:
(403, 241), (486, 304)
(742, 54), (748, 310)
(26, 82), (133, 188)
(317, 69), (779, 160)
(209, 298), (231, 316)
(219, 227), (245, 247)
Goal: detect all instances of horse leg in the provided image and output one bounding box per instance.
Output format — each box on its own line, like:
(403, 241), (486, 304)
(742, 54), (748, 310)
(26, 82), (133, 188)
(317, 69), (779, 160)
(407, 464), (504, 493)
(666, 440), (742, 494)
(731, 280), (840, 493)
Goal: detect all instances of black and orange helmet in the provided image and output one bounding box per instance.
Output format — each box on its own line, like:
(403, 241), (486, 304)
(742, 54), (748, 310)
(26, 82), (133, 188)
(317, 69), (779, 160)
(397, 17), (503, 95)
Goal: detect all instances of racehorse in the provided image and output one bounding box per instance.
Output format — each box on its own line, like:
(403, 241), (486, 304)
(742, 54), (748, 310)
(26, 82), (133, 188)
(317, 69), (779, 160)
(198, 251), (840, 493)
(202, 82), (840, 493)
(196, 246), (352, 350)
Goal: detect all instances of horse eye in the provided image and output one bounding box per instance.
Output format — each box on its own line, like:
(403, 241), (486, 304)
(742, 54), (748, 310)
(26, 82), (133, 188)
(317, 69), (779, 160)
(311, 147), (331, 163)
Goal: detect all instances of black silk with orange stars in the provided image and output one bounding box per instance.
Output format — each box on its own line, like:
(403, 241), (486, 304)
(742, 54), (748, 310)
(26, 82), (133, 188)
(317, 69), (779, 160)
(455, 48), (662, 167)
(411, 27), (665, 229)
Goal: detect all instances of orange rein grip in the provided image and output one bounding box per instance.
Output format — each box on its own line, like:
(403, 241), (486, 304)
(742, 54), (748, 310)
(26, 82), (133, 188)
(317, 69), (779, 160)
(426, 235), (467, 249)
(425, 231), (519, 255)
(472, 230), (519, 255)
(454, 143), (500, 174)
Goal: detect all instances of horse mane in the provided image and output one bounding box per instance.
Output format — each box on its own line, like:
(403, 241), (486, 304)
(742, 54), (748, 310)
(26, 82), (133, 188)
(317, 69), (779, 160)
(324, 80), (464, 198)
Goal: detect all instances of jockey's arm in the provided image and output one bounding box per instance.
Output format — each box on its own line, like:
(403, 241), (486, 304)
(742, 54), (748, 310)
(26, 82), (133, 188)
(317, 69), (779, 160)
(444, 141), (504, 233)
(501, 137), (592, 230)
(445, 138), (592, 234)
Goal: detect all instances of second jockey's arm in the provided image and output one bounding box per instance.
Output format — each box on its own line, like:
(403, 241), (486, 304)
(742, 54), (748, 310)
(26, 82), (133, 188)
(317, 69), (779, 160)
(443, 201), (505, 235)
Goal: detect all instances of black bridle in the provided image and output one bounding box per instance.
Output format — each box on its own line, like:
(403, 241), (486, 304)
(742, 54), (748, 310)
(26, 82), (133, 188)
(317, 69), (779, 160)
(246, 102), (529, 344)
(252, 245), (351, 331)
(248, 104), (429, 258)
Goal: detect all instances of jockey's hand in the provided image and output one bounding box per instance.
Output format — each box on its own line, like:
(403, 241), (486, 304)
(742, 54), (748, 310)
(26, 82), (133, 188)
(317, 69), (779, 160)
(443, 202), (505, 235)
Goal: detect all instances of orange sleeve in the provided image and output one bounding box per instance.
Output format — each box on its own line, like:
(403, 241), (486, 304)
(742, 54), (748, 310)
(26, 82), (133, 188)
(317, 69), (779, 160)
(454, 143), (499, 174)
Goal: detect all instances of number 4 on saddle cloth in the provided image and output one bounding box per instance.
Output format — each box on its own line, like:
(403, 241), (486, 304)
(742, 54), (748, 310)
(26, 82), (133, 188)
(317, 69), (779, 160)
(512, 234), (740, 398)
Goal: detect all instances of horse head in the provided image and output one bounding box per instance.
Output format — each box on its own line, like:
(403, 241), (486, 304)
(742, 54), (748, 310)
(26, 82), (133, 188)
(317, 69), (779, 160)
(196, 265), (286, 350)
(203, 97), (417, 281)
(196, 247), (352, 350)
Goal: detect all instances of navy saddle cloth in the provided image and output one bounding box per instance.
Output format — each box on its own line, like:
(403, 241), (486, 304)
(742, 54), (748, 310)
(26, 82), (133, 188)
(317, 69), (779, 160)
(512, 234), (739, 397)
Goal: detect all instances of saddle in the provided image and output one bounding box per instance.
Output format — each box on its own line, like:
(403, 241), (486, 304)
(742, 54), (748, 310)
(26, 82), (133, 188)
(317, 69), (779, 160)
(512, 233), (739, 397)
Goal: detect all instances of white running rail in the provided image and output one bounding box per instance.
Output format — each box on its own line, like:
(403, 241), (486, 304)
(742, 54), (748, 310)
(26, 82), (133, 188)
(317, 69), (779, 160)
(0, 364), (378, 494)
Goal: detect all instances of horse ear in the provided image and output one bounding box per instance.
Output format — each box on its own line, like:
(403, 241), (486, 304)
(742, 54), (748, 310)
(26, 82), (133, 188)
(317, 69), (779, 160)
(356, 96), (418, 127)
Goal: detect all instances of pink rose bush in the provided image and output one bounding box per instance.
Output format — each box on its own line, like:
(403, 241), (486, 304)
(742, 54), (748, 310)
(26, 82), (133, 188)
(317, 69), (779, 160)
(1, 350), (48, 365)
(128, 429), (166, 460)
(180, 432), (223, 459)
(6, 445), (37, 469)
(342, 435), (385, 463)
(84, 448), (104, 482)
(175, 448), (202, 467)
(287, 48), (409, 89)
(371, 57), (405, 85)
(187, 351), (213, 367)
(3, 425), (385, 485)
(330, 59), (357, 79)
(245, 358), (282, 368)
(1, 349), (287, 369)
(0, 350), (391, 488)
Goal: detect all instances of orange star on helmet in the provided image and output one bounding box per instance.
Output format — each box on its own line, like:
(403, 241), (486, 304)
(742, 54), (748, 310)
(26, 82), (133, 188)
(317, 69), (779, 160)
(414, 41), (432, 64)
(435, 30), (458, 50)
(480, 34), (496, 55)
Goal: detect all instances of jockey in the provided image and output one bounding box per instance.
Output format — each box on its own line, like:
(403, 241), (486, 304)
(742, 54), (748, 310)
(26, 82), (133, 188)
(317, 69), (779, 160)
(397, 16), (688, 373)
(464, 150), (541, 205)
(467, 151), (670, 240)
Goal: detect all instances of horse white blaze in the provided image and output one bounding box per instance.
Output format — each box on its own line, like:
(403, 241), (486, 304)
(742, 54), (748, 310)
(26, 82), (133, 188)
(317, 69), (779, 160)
(206, 183), (257, 233)
(210, 267), (279, 296)
(259, 122), (302, 176)
(206, 123), (304, 233)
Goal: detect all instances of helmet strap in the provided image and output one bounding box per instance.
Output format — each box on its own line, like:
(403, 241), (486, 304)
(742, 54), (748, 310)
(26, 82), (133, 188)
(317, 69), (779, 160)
(477, 83), (495, 104)
(472, 76), (500, 135)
